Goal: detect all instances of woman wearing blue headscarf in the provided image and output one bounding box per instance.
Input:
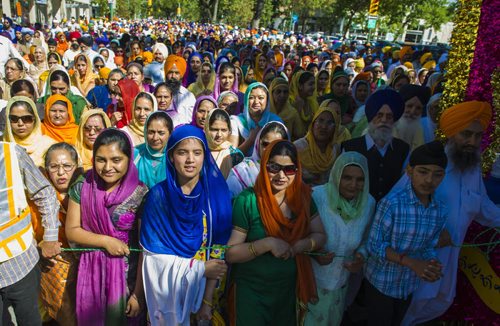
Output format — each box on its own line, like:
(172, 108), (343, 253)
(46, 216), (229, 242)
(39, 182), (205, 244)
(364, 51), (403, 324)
(140, 125), (232, 326)
(233, 82), (283, 155)
(182, 52), (203, 88)
(133, 111), (173, 188)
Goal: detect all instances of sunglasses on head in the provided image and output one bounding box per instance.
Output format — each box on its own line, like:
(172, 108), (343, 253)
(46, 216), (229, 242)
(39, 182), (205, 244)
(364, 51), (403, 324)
(9, 115), (34, 124)
(266, 162), (297, 176)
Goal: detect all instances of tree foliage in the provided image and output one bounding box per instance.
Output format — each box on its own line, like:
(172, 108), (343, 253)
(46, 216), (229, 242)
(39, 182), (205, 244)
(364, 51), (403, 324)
(96, 0), (453, 36)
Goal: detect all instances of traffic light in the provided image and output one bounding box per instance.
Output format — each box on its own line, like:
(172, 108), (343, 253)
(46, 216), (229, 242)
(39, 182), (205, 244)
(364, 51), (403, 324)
(369, 0), (380, 16)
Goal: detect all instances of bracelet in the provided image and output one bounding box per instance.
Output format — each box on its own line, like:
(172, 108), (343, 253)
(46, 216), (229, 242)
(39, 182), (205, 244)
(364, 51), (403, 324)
(202, 298), (213, 308)
(309, 238), (316, 252)
(248, 242), (258, 257)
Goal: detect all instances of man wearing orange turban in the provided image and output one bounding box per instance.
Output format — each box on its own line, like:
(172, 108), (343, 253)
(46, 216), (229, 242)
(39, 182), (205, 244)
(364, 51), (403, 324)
(440, 100), (492, 138)
(402, 100), (499, 326)
(162, 54), (195, 127)
(164, 54), (187, 80)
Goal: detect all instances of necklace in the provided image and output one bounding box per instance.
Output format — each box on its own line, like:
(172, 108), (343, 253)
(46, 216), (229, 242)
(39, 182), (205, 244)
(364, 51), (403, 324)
(277, 195), (286, 207)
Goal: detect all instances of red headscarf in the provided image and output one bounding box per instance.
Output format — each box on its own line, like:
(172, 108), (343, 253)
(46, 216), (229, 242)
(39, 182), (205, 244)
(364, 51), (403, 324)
(109, 79), (140, 128)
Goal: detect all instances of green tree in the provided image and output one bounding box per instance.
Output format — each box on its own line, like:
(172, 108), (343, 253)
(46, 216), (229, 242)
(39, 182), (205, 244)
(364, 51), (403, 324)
(330, 0), (370, 38)
(115, 0), (130, 18)
(91, 0), (110, 18)
(378, 0), (452, 39)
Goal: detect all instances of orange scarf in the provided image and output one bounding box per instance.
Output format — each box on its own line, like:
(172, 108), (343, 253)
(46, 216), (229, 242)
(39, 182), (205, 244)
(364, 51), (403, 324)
(42, 94), (79, 145)
(253, 139), (317, 322)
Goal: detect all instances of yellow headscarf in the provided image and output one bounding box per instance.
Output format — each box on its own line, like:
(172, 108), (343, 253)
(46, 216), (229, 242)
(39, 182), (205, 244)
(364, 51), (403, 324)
(319, 99), (351, 144)
(71, 54), (98, 92)
(126, 92), (158, 140)
(298, 107), (341, 174)
(3, 96), (56, 166)
(75, 109), (112, 171)
(188, 62), (216, 97)
(289, 71), (319, 125)
(254, 54), (265, 82)
(315, 69), (331, 96)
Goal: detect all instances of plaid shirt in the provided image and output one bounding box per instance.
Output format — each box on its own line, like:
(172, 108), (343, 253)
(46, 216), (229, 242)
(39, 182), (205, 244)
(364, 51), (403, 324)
(0, 145), (60, 288)
(365, 181), (447, 299)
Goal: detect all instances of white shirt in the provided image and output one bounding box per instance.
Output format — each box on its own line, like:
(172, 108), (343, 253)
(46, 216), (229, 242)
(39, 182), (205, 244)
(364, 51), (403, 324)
(165, 86), (196, 127)
(0, 36), (29, 77)
(63, 48), (81, 68)
(400, 148), (500, 325)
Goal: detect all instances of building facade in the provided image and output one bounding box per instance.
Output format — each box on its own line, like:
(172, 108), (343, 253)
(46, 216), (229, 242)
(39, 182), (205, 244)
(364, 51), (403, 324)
(1, 0), (92, 25)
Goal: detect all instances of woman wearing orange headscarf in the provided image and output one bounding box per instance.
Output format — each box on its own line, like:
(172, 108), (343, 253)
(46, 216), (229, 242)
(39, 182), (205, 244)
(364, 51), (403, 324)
(226, 139), (326, 326)
(56, 32), (69, 56)
(41, 94), (79, 145)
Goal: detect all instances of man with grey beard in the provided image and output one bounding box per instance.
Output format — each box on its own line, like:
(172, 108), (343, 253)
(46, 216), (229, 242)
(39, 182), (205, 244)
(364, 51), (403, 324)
(342, 89), (409, 202)
(402, 100), (500, 325)
(394, 84), (431, 150)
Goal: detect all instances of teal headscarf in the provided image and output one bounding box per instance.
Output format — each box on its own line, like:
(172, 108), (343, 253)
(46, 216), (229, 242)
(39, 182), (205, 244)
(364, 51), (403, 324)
(326, 151), (370, 221)
(133, 111), (172, 188)
(237, 82), (282, 139)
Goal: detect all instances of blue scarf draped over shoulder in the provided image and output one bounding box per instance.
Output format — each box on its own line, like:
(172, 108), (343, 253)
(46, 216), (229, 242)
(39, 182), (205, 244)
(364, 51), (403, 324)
(140, 125), (232, 258)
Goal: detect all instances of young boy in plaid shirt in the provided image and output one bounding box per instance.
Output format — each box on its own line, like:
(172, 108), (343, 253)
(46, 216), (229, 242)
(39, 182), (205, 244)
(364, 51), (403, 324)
(364, 141), (448, 325)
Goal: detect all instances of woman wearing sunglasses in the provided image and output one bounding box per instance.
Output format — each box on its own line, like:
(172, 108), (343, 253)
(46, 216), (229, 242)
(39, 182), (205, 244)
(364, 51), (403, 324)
(226, 139), (326, 326)
(2, 96), (56, 166)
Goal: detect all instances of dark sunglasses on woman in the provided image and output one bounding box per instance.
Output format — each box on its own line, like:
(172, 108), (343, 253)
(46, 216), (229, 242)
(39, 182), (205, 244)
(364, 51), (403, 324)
(266, 162), (297, 176)
(9, 115), (34, 124)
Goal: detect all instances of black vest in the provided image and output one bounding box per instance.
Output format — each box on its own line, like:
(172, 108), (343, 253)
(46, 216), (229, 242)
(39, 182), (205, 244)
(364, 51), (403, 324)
(342, 136), (409, 202)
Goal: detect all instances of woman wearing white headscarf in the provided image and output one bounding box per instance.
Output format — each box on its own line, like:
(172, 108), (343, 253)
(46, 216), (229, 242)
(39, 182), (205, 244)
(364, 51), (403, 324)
(421, 93), (442, 143)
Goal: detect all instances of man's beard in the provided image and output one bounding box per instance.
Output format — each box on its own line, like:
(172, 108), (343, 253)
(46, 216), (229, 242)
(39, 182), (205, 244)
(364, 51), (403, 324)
(448, 139), (481, 172)
(368, 122), (393, 145)
(166, 78), (181, 96)
(394, 116), (421, 146)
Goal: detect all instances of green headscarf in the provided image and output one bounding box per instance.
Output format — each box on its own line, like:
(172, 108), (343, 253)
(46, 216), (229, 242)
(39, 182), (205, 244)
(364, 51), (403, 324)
(326, 151), (370, 221)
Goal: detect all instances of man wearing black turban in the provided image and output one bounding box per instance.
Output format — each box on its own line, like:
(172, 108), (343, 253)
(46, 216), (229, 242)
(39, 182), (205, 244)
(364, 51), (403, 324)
(394, 84), (431, 150)
(364, 140), (448, 326)
(342, 89), (410, 202)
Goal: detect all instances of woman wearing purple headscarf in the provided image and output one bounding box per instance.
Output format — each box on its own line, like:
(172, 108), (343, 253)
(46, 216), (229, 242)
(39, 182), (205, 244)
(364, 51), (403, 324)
(66, 129), (148, 325)
(190, 95), (218, 129)
(212, 62), (244, 114)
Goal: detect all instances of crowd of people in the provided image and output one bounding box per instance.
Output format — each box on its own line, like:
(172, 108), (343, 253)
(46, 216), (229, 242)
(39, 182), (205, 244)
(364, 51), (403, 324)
(0, 16), (498, 326)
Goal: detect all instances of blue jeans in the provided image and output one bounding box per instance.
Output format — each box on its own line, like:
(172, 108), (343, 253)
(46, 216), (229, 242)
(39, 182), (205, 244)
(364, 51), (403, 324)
(0, 266), (42, 326)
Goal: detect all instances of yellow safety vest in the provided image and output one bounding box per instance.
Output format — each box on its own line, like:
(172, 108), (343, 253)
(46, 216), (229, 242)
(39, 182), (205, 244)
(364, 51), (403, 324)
(0, 142), (34, 262)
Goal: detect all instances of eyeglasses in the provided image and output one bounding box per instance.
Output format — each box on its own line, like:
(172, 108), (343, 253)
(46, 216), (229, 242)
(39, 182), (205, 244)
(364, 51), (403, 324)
(9, 115), (34, 124)
(94, 65), (104, 70)
(266, 162), (298, 176)
(84, 126), (103, 133)
(47, 163), (76, 173)
(373, 70), (382, 74)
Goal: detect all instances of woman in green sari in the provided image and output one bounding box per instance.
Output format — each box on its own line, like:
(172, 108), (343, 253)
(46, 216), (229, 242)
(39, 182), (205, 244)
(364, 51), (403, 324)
(226, 140), (326, 325)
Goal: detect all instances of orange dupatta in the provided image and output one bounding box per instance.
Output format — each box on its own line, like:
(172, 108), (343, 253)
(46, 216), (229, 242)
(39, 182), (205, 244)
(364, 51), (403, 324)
(253, 139), (318, 322)
(41, 94), (79, 145)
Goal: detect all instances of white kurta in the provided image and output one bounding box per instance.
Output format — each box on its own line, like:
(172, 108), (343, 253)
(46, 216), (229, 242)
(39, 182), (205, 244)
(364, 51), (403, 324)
(311, 186), (375, 290)
(166, 86), (196, 127)
(402, 157), (500, 325)
(143, 251), (206, 326)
